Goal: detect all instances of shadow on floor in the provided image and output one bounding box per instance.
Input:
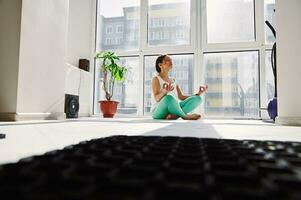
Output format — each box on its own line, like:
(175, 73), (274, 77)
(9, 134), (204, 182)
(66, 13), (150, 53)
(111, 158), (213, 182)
(139, 120), (222, 138)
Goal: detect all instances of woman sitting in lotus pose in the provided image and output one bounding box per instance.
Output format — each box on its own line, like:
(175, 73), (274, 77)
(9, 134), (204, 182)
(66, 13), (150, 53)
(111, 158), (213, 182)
(151, 54), (208, 120)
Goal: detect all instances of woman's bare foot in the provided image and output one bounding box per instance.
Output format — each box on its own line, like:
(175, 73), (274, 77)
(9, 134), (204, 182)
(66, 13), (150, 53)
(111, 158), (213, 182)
(166, 114), (180, 120)
(182, 113), (201, 120)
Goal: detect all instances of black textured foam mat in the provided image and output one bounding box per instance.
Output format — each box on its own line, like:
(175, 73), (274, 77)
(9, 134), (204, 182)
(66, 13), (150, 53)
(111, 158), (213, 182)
(1, 135), (301, 199)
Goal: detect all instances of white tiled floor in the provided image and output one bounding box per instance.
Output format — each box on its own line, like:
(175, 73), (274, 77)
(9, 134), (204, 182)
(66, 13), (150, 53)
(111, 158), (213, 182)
(1, 117), (301, 165)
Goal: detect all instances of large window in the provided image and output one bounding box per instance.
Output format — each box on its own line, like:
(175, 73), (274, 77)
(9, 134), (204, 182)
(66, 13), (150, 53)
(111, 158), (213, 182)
(97, 0), (140, 51)
(148, 0), (191, 46)
(263, 0), (276, 112)
(265, 51), (275, 103)
(94, 0), (275, 119)
(206, 0), (255, 43)
(144, 55), (193, 114)
(204, 52), (259, 117)
(264, 0), (276, 44)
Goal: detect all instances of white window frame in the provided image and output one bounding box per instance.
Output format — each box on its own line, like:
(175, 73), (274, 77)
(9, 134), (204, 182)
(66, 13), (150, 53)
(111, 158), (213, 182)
(262, 0), (276, 119)
(93, 0), (271, 119)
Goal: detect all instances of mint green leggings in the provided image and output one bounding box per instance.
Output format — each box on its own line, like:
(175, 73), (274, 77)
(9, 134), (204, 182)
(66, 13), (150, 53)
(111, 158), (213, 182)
(152, 95), (202, 119)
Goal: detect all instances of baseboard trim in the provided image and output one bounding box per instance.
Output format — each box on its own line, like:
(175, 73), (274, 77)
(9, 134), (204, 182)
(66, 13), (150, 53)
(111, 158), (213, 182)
(276, 116), (301, 126)
(0, 112), (66, 121)
(47, 112), (66, 120)
(0, 113), (17, 121)
(79, 113), (91, 117)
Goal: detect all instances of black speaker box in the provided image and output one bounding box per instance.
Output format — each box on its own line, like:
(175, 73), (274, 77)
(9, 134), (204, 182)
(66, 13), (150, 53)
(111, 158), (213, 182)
(79, 59), (90, 72)
(65, 94), (79, 118)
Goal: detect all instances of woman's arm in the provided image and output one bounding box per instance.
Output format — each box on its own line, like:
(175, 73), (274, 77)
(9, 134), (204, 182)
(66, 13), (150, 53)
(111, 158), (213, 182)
(152, 77), (168, 102)
(176, 85), (190, 101)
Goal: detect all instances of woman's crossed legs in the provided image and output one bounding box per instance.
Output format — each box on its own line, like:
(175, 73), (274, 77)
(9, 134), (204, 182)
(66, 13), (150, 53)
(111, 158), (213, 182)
(152, 95), (202, 120)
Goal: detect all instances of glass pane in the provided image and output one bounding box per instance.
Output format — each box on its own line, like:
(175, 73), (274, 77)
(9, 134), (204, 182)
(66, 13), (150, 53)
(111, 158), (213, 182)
(95, 57), (139, 115)
(148, 0), (191, 46)
(265, 50), (275, 103)
(264, 0), (276, 44)
(204, 52), (259, 117)
(97, 0), (140, 51)
(144, 55), (193, 114)
(206, 0), (255, 43)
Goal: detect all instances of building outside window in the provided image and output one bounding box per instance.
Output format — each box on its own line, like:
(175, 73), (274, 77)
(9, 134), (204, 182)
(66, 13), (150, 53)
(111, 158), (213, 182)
(204, 51), (259, 117)
(105, 38), (113, 45)
(115, 37), (123, 45)
(106, 25), (113, 34)
(116, 25), (123, 33)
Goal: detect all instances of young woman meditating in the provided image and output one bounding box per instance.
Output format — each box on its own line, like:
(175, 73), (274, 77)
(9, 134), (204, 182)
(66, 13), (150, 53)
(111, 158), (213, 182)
(151, 55), (208, 120)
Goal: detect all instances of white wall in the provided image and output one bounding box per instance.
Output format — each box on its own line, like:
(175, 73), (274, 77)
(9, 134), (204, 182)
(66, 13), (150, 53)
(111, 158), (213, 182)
(0, 0), (22, 119)
(65, 64), (92, 116)
(67, 0), (93, 67)
(276, 0), (301, 126)
(66, 0), (95, 116)
(0, 0), (95, 120)
(16, 0), (69, 119)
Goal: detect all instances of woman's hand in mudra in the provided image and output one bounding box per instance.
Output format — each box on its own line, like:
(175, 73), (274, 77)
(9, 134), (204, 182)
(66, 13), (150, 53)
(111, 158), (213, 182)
(162, 83), (174, 94)
(195, 85), (208, 96)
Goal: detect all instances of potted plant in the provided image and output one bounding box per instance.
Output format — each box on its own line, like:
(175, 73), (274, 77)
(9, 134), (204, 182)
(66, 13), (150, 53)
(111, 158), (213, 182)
(95, 51), (127, 118)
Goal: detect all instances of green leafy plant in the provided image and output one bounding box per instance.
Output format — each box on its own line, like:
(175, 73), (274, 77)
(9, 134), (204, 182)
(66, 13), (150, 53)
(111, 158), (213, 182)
(95, 51), (127, 101)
